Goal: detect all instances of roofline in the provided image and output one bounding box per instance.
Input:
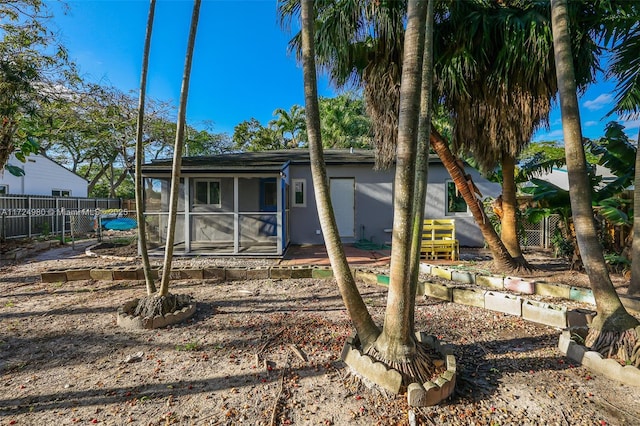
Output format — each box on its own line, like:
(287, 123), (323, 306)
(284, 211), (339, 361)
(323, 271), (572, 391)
(140, 149), (444, 174)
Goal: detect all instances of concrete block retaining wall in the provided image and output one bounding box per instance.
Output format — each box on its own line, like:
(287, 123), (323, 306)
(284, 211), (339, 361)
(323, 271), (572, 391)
(452, 287), (486, 308)
(40, 262), (639, 323)
(41, 259), (640, 387)
(522, 300), (567, 328)
(504, 277), (535, 294)
(485, 291), (522, 316)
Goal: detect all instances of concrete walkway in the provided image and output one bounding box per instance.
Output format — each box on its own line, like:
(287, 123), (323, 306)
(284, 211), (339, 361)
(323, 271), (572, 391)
(280, 244), (391, 267)
(30, 240), (95, 262)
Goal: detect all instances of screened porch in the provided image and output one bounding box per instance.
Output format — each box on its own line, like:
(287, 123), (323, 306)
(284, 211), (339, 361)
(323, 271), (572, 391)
(142, 172), (290, 256)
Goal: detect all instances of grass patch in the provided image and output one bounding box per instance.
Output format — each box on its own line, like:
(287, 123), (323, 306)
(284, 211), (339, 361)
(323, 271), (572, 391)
(176, 341), (200, 351)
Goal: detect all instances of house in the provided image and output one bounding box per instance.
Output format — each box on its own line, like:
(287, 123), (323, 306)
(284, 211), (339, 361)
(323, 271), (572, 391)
(530, 165), (618, 191)
(0, 154), (88, 197)
(140, 149), (501, 256)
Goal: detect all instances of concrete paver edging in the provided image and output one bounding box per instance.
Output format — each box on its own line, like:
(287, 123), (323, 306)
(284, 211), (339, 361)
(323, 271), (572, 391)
(340, 332), (456, 406)
(116, 297), (196, 330)
(41, 260), (640, 386)
(558, 326), (640, 387)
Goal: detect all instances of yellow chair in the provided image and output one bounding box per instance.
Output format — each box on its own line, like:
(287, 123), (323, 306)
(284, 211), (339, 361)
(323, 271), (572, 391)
(420, 219), (459, 260)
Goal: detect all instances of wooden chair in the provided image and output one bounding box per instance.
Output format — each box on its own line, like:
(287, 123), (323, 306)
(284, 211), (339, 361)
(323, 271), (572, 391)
(420, 219), (459, 260)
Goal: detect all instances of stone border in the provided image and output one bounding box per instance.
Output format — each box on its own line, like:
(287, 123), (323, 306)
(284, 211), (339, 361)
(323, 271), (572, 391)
(42, 260), (640, 385)
(558, 326), (640, 387)
(116, 297), (196, 330)
(340, 332), (456, 406)
(419, 263), (640, 317)
(341, 335), (403, 394)
(85, 243), (137, 261)
(1, 239), (61, 264)
(407, 332), (456, 407)
(41, 262), (637, 327)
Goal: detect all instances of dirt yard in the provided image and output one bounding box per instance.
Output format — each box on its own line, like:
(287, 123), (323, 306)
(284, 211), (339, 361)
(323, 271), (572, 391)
(0, 240), (639, 425)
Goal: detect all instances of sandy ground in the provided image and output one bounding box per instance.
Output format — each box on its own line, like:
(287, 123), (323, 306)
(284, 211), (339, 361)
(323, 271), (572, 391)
(0, 239), (639, 425)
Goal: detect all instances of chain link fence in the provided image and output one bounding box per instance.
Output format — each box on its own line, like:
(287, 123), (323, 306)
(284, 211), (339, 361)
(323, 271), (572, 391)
(520, 214), (562, 249)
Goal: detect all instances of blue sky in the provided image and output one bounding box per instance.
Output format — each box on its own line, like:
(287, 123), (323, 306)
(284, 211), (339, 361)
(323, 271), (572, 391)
(535, 76), (639, 143)
(48, 0), (638, 142)
(49, 0), (335, 135)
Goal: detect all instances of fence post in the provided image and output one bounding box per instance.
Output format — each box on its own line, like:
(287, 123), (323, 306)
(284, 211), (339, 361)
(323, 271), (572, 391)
(55, 197), (60, 237)
(61, 207), (65, 245)
(28, 196), (32, 238)
(544, 216), (549, 249)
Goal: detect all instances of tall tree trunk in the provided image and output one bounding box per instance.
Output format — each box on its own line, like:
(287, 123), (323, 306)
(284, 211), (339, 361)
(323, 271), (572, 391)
(629, 130), (640, 296)
(135, 0), (157, 294)
(430, 129), (520, 271)
(159, 0), (201, 295)
(551, 0), (638, 335)
(376, 0), (428, 362)
(87, 160), (113, 194)
(109, 164), (116, 198)
(300, 0), (379, 349)
(408, 0), (434, 332)
(500, 153), (528, 266)
(0, 119), (17, 170)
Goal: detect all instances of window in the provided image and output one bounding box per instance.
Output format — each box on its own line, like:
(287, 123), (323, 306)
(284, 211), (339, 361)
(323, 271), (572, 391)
(0, 185), (7, 195)
(445, 181), (468, 215)
(52, 189), (71, 197)
(260, 178), (277, 212)
(292, 178), (306, 207)
(194, 180), (221, 206)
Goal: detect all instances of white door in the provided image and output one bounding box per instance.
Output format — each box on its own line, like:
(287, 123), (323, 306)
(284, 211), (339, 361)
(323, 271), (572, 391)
(330, 178), (355, 237)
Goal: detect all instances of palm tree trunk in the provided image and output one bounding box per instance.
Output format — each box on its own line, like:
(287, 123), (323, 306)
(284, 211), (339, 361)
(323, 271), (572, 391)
(159, 0), (201, 295)
(300, 0), (379, 349)
(500, 153), (527, 266)
(430, 128), (519, 271)
(408, 0), (435, 332)
(135, 0), (157, 295)
(551, 0), (638, 332)
(629, 130), (640, 296)
(376, 0), (428, 362)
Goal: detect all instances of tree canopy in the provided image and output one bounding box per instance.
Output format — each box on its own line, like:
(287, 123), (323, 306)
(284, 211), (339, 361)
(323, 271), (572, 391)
(0, 0), (76, 172)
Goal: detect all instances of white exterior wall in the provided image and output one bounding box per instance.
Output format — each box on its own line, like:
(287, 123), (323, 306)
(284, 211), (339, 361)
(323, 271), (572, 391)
(0, 154), (88, 197)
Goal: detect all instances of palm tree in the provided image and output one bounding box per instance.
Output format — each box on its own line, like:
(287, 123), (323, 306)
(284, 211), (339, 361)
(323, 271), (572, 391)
(159, 0), (201, 294)
(632, 128), (640, 296)
(270, 105), (306, 148)
(136, 0), (201, 318)
(602, 2), (640, 295)
(302, 0), (441, 387)
(280, 0), (524, 271)
(135, 0), (157, 295)
(280, 0), (406, 168)
(299, 0), (379, 351)
(433, 1), (593, 269)
(551, 0), (639, 363)
(374, 0), (429, 370)
(408, 0), (435, 330)
(428, 127), (518, 270)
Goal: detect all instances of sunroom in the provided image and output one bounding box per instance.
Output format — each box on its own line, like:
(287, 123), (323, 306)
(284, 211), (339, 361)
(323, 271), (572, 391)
(140, 153), (291, 256)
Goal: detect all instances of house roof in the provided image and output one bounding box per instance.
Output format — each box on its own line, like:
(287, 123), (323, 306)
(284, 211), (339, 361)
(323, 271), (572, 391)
(141, 149), (443, 174)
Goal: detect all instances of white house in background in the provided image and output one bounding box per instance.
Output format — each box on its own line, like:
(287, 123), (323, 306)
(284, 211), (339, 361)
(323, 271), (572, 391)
(0, 154), (88, 197)
(533, 165), (617, 191)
